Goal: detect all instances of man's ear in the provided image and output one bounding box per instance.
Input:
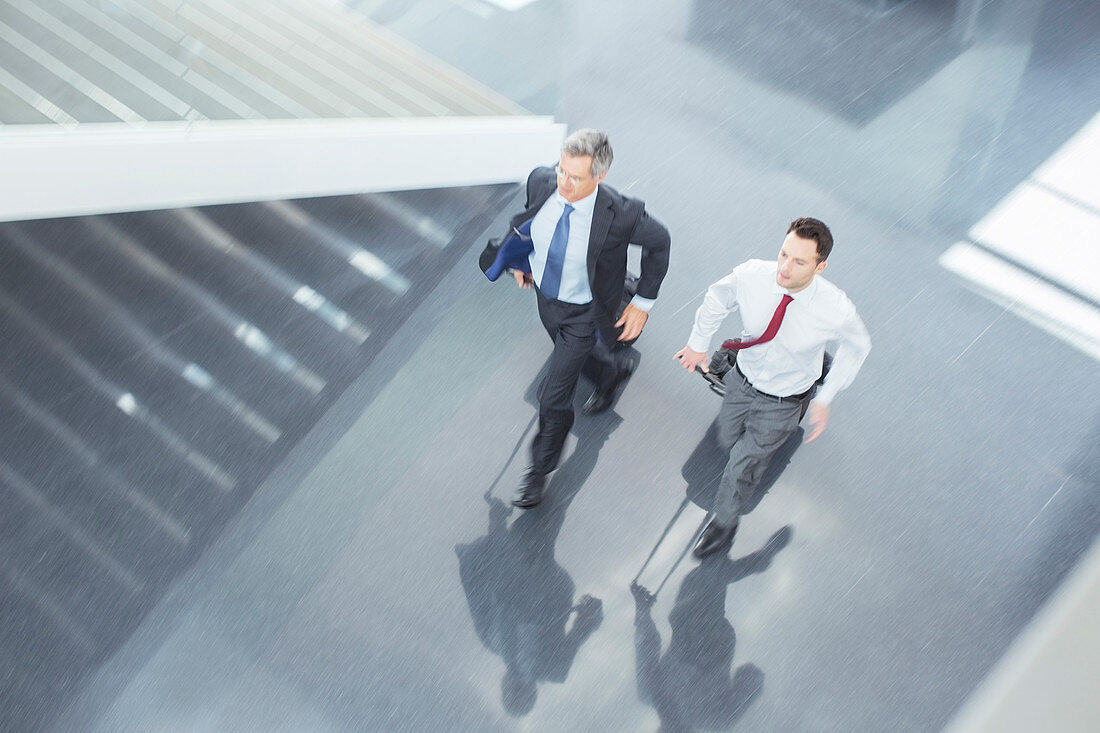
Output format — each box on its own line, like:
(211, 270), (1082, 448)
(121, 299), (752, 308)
(815, 260), (828, 276)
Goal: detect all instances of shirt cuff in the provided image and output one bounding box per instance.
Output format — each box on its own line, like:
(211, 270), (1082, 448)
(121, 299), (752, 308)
(687, 331), (712, 354)
(812, 384), (837, 407)
(629, 294), (655, 312)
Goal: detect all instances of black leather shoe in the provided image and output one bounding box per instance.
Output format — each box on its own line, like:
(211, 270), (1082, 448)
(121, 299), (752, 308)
(512, 471), (545, 508)
(693, 519), (738, 559)
(583, 355), (637, 414)
(582, 387), (615, 414)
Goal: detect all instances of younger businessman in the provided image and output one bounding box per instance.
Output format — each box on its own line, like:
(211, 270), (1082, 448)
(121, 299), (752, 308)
(674, 218), (870, 558)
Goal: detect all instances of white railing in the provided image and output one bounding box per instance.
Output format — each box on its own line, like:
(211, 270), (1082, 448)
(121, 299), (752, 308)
(0, 116), (565, 221)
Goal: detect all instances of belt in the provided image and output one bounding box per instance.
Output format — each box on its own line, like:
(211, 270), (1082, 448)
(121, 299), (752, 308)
(734, 362), (815, 402)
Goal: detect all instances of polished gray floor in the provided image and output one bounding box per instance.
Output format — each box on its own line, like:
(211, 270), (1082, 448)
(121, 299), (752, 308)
(0, 185), (514, 732)
(11, 1), (1100, 731)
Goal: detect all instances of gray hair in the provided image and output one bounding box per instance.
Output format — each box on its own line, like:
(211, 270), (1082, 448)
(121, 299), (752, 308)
(562, 128), (613, 178)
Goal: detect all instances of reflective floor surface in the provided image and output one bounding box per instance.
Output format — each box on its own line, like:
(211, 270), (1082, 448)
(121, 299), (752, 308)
(0, 185), (514, 730)
(3, 1), (1098, 731)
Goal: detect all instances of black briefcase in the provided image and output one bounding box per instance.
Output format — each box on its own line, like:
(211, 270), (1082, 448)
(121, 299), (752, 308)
(700, 340), (740, 395)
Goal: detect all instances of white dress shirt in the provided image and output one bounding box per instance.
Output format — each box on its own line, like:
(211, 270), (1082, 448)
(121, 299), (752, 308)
(529, 187), (597, 304)
(687, 259), (871, 405)
(528, 186), (655, 311)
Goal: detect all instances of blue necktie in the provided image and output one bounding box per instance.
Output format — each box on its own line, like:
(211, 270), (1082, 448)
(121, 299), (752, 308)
(540, 203), (573, 300)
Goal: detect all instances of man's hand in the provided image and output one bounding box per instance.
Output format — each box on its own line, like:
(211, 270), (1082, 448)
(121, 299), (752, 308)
(615, 303), (648, 341)
(673, 345), (709, 372)
(805, 402), (829, 442)
(512, 269), (534, 289)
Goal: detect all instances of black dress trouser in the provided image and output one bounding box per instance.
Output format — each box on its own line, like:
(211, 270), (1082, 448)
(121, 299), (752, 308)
(530, 288), (617, 475)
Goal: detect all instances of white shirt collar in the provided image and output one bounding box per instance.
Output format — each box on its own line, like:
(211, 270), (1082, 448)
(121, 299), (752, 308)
(774, 272), (820, 300)
(555, 184), (599, 215)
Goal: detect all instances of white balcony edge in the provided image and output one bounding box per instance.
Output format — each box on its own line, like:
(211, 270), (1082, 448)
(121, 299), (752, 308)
(0, 116), (565, 222)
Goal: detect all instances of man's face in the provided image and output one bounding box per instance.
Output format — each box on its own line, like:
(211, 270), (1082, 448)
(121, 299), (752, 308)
(556, 153), (605, 202)
(776, 230), (827, 292)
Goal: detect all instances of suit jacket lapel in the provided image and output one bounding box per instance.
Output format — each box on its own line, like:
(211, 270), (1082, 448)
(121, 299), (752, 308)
(586, 187), (614, 279)
(510, 172), (555, 229)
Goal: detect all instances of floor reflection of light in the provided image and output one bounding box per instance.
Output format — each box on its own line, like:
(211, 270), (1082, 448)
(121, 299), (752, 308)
(177, 208), (371, 344)
(359, 193), (453, 249)
(110, 389), (235, 492)
(86, 217), (326, 395)
(0, 373), (190, 544)
(266, 199), (412, 295)
(0, 460), (144, 595)
(6, 224), (283, 443)
(0, 290), (235, 491)
(2, 564), (95, 653)
(940, 112), (1100, 363)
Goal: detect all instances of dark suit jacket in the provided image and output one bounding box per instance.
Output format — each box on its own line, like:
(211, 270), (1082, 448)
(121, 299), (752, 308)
(484, 166), (671, 321)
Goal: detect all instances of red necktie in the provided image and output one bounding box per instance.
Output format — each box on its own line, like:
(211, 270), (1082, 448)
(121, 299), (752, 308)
(721, 294), (793, 351)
